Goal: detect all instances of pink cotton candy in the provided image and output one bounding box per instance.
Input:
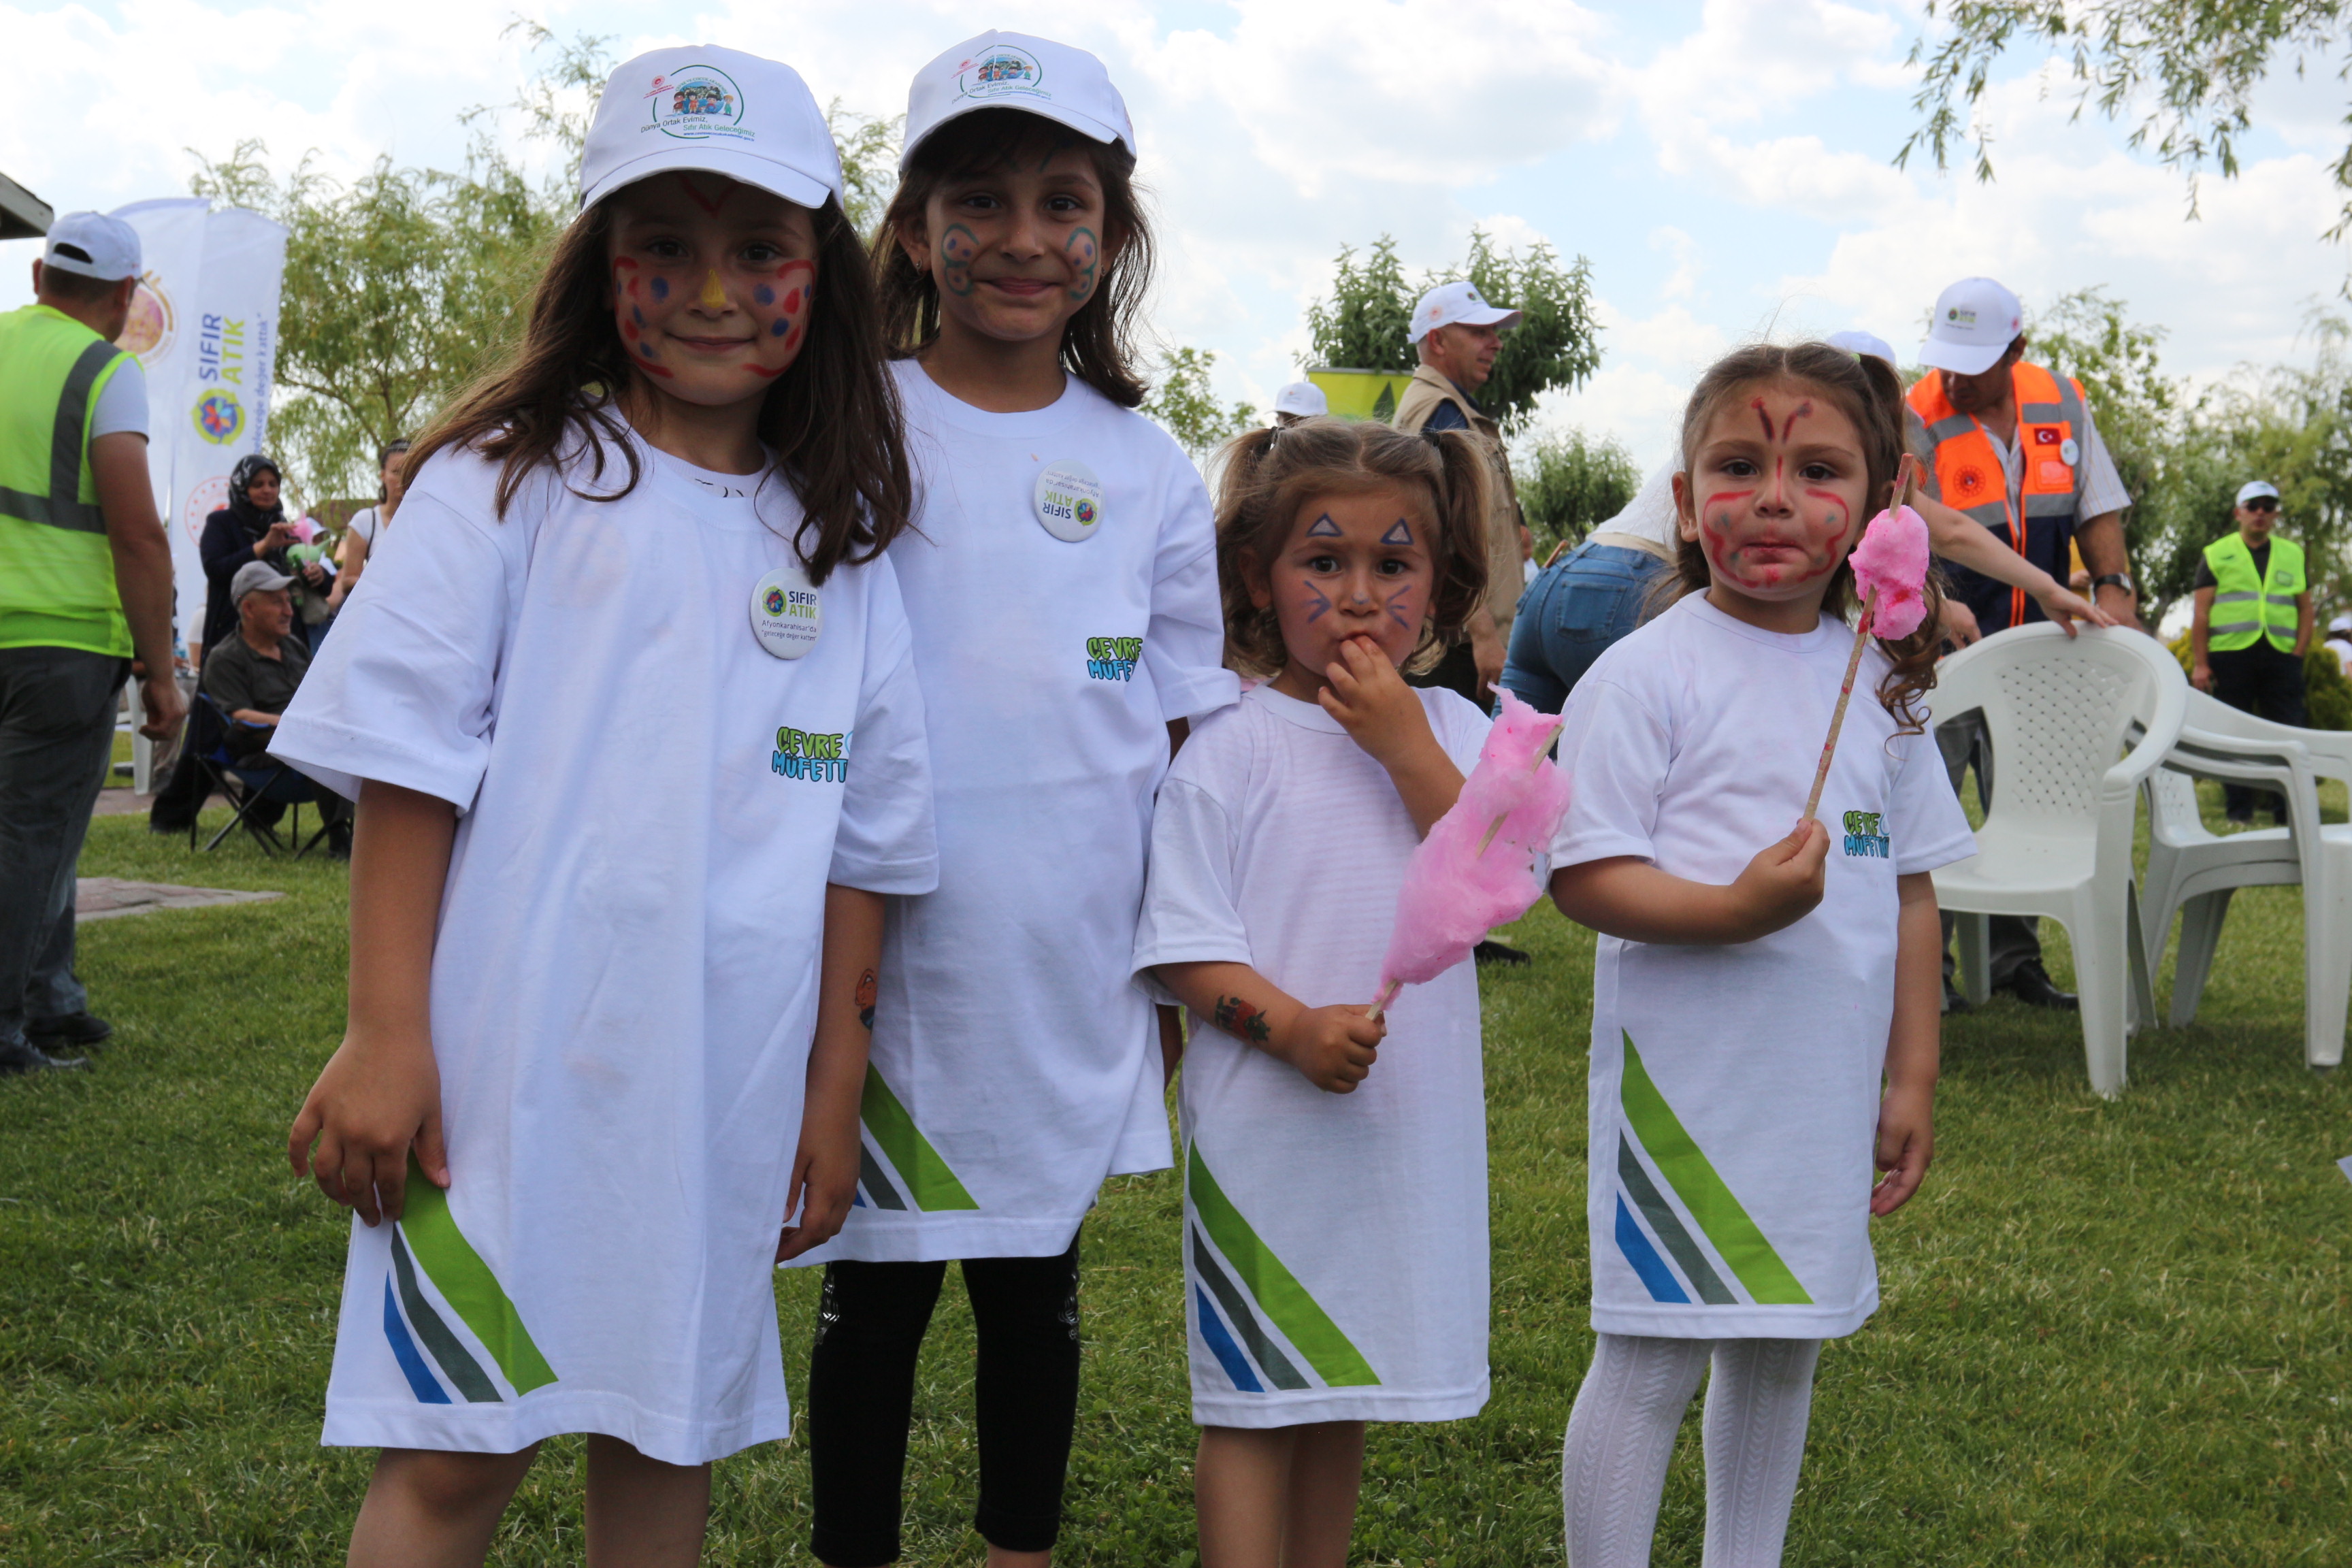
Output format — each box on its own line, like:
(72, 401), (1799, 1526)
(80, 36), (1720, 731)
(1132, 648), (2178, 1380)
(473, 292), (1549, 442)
(1848, 503), (1931, 640)
(1377, 688), (1573, 994)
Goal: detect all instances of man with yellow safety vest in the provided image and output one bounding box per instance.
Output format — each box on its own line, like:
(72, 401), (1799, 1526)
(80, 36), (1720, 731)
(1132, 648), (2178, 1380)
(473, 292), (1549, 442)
(0, 212), (184, 1075)
(2191, 480), (2313, 823)
(1911, 277), (2139, 1015)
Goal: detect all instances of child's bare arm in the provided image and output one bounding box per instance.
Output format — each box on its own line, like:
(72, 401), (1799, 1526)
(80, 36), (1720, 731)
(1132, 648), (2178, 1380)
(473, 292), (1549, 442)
(1548, 821), (1829, 945)
(287, 780), (456, 1226)
(1872, 871), (1942, 1216)
(1318, 636), (1465, 836)
(1154, 960), (1386, 1094)
(781, 884), (883, 1261)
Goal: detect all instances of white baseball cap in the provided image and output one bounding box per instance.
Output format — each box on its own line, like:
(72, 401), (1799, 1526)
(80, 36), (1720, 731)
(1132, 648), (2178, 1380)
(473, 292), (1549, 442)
(1273, 381), (1327, 419)
(2330, 612), (2351, 634)
(1918, 277), (2025, 376)
(2236, 480), (2281, 507)
(1825, 329), (1897, 368)
(579, 47), (843, 214)
(44, 212), (140, 282)
(1409, 280), (1521, 345)
(902, 31), (1136, 170)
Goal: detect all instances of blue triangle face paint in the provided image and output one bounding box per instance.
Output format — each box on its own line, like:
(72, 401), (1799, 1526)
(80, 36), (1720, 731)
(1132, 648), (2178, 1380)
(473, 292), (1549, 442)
(1380, 519), (1415, 546)
(1304, 513), (1343, 538)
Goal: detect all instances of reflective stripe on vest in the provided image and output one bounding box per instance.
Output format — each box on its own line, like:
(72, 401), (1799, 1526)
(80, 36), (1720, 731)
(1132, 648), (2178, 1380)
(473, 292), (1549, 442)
(2203, 532), (2304, 653)
(1908, 361), (2089, 627)
(0, 304), (133, 655)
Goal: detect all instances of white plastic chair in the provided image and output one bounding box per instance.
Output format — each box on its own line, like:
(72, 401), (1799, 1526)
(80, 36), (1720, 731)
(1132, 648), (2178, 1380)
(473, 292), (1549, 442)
(1928, 625), (2186, 1096)
(2140, 689), (2352, 1068)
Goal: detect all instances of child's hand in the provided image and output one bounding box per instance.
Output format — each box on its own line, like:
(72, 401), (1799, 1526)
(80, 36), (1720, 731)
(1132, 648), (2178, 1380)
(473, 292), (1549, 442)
(1319, 636), (1435, 771)
(1271, 1004), (1386, 1094)
(1870, 1081), (1935, 1215)
(777, 1108), (860, 1262)
(1724, 820), (1829, 940)
(287, 1024), (446, 1227)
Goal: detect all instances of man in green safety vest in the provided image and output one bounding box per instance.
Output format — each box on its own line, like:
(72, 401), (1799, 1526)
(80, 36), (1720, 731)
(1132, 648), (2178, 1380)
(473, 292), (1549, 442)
(2191, 478), (2315, 823)
(0, 212), (184, 1074)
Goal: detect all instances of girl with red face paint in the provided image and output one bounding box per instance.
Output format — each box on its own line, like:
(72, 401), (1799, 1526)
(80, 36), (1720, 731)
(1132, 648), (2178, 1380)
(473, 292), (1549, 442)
(274, 47), (933, 1568)
(1545, 343), (1977, 1568)
(790, 31), (1236, 1568)
(1134, 417), (1495, 1568)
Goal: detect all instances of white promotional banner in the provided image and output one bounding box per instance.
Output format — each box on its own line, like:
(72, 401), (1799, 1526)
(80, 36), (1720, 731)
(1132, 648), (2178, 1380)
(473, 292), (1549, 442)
(107, 198), (288, 650)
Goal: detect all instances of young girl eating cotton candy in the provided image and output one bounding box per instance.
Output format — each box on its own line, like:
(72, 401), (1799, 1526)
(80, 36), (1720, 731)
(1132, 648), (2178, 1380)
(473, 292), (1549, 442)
(791, 31), (1237, 1568)
(1547, 342), (1976, 1567)
(274, 48), (934, 1566)
(1133, 418), (1496, 1568)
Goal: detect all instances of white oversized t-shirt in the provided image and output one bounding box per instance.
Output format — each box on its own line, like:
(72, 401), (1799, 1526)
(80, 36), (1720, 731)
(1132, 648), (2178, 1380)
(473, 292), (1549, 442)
(796, 361), (1239, 1264)
(1552, 594), (1974, 1340)
(272, 432), (938, 1464)
(1134, 685), (1493, 1427)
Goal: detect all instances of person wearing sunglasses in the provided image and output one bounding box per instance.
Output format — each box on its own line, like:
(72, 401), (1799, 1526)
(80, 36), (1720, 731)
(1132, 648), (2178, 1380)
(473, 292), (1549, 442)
(2191, 480), (2315, 823)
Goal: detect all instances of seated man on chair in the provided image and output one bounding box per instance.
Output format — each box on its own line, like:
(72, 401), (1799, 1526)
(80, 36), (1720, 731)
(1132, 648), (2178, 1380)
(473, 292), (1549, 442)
(201, 562), (350, 853)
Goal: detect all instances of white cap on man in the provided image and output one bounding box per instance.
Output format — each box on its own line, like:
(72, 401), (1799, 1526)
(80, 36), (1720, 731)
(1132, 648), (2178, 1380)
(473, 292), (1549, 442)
(1825, 329), (1897, 368)
(2236, 479), (2281, 508)
(1273, 381), (1327, 419)
(2330, 612), (2352, 635)
(902, 31), (1136, 169)
(1918, 277), (2025, 377)
(1408, 281), (1522, 345)
(578, 47), (843, 213)
(42, 212), (141, 282)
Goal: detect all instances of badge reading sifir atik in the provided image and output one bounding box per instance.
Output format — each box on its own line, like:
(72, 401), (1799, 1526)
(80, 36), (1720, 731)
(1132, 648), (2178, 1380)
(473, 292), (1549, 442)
(1034, 459), (1104, 542)
(751, 566), (821, 659)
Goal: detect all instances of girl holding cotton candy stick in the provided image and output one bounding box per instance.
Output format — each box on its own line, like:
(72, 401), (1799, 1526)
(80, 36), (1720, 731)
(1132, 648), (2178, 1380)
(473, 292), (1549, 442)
(1133, 418), (1497, 1568)
(1545, 342), (1978, 1568)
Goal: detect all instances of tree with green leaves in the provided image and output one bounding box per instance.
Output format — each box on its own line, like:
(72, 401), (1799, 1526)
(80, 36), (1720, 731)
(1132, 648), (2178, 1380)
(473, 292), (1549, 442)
(1900, 3), (2352, 240)
(1303, 229), (1602, 433)
(1141, 346), (1258, 460)
(1515, 428), (1641, 560)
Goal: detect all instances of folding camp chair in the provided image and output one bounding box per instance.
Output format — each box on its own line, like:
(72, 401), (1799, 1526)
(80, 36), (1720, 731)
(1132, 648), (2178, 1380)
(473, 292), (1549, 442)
(188, 693), (335, 858)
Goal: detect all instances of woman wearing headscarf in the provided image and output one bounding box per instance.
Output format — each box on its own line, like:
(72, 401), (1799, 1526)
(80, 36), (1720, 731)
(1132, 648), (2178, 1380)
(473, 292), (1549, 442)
(197, 455), (314, 659)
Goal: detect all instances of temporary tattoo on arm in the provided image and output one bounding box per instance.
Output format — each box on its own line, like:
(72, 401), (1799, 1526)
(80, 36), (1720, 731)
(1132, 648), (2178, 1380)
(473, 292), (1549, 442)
(1211, 994), (1272, 1046)
(941, 225), (979, 296)
(1065, 227), (1099, 301)
(1379, 518), (1414, 546)
(1304, 512), (1343, 538)
(855, 968), (877, 1031)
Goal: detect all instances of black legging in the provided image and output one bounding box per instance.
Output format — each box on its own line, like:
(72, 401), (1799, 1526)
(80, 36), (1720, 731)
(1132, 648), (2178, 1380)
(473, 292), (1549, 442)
(806, 1233), (1083, 1566)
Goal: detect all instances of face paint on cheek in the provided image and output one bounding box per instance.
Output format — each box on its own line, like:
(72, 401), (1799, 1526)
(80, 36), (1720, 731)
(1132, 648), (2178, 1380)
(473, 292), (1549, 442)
(1298, 580), (1333, 624)
(649, 276), (668, 301)
(1384, 583), (1418, 631)
(743, 259), (817, 380)
(941, 225), (978, 297)
(1064, 227), (1099, 302)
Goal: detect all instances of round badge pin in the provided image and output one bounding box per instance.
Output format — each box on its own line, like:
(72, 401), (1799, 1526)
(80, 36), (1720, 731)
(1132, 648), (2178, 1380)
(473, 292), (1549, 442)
(1034, 460), (1104, 543)
(751, 566), (821, 659)
(2059, 436), (2080, 466)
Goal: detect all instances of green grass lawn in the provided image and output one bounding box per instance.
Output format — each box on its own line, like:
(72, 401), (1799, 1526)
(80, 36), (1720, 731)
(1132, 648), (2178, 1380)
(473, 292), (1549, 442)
(3, 798), (2349, 1566)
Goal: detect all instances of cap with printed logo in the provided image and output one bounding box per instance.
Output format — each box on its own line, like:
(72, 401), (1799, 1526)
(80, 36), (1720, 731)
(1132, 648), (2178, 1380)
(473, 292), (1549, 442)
(2236, 480), (2281, 508)
(1825, 329), (1897, 368)
(231, 561), (295, 603)
(42, 212), (140, 282)
(1918, 277), (2025, 377)
(1409, 281), (1522, 345)
(1273, 381), (1327, 419)
(902, 31), (1136, 170)
(579, 47), (843, 214)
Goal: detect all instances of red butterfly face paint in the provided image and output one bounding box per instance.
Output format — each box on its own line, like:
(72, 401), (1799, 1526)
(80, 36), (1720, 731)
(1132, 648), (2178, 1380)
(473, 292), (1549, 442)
(1678, 381), (1871, 632)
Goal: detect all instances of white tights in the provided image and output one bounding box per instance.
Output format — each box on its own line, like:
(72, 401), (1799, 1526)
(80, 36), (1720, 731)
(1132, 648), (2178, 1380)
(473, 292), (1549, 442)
(1561, 1333), (1823, 1568)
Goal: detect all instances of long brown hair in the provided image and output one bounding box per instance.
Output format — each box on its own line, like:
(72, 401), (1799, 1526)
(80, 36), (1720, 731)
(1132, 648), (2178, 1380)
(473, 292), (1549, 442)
(871, 108), (1154, 408)
(1213, 417), (1490, 679)
(1667, 341), (1945, 731)
(406, 187), (911, 585)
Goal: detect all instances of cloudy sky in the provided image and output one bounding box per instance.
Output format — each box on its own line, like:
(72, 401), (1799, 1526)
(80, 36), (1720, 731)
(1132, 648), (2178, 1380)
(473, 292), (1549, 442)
(5, 0), (2349, 468)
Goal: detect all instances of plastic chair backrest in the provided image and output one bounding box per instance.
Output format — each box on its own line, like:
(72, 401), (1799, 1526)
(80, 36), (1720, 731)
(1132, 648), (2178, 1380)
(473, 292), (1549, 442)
(2182, 686), (2352, 781)
(2145, 765), (2211, 849)
(1927, 625), (2189, 831)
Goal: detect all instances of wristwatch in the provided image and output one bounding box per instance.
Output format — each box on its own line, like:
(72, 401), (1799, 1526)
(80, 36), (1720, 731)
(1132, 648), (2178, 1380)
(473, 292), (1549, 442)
(2093, 572), (2136, 596)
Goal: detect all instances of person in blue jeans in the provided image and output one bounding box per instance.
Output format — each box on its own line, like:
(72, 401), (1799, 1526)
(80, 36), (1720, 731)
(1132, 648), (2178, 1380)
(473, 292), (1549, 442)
(1501, 462), (1677, 713)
